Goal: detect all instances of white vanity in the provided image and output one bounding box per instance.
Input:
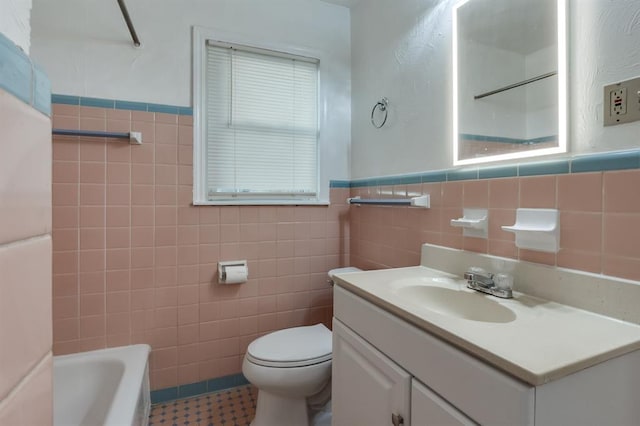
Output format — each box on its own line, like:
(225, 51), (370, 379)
(332, 245), (640, 425)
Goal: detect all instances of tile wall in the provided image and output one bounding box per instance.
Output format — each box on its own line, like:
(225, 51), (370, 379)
(0, 88), (52, 422)
(350, 169), (640, 282)
(50, 102), (350, 391)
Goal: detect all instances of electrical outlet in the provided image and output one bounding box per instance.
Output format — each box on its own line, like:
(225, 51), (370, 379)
(610, 88), (627, 115)
(604, 76), (640, 126)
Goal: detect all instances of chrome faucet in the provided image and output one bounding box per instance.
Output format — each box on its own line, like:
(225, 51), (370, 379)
(464, 268), (513, 299)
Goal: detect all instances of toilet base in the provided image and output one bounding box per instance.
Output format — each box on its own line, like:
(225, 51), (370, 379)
(251, 390), (309, 426)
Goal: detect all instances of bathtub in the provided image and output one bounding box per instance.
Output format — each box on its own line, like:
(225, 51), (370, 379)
(53, 344), (151, 426)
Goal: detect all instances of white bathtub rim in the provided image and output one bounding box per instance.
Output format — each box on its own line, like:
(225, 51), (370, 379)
(54, 344), (151, 426)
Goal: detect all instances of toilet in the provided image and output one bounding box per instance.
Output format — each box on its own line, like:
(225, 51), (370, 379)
(242, 267), (361, 426)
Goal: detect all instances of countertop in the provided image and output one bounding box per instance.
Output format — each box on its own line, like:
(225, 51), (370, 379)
(334, 266), (640, 385)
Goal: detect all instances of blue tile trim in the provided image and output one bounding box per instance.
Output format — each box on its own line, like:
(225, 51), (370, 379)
(348, 150), (640, 188)
(179, 381), (208, 398)
(330, 180), (350, 188)
(420, 171), (447, 183)
(571, 150), (640, 173)
(0, 32), (51, 116)
(479, 165), (518, 179)
(51, 94), (80, 105)
(52, 93), (193, 116)
(150, 373), (249, 404)
(80, 96), (115, 108)
(518, 160), (569, 177)
(447, 168), (478, 181)
(150, 387), (178, 404)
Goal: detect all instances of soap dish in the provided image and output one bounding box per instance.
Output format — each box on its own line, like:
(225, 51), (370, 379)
(502, 208), (559, 253)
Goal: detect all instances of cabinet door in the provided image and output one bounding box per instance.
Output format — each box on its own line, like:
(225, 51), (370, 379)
(333, 319), (411, 426)
(412, 379), (477, 426)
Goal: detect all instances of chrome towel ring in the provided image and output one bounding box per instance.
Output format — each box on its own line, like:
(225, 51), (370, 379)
(371, 97), (389, 128)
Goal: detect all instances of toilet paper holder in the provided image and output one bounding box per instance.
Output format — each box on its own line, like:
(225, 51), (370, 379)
(218, 260), (248, 284)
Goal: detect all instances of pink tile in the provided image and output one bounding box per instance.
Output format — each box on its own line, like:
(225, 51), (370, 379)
(106, 119), (130, 133)
(487, 239), (518, 259)
(80, 206), (104, 227)
(0, 237), (52, 399)
(79, 271), (105, 295)
(177, 246), (198, 266)
(79, 141), (105, 162)
(463, 180), (488, 208)
(53, 296), (78, 320)
(132, 185), (154, 205)
(79, 249), (105, 273)
(107, 163), (130, 184)
(156, 144), (178, 165)
(53, 184), (79, 206)
(53, 161), (79, 184)
(106, 227), (130, 249)
(80, 162), (106, 184)
(132, 111), (155, 122)
(106, 206), (130, 227)
(80, 293), (105, 316)
(442, 182), (463, 208)
(79, 106), (106, 119)
(558, 172), (602, 212)
(178, 146), (193, 166)
(155, 308), (178, 328)
(106, 108), (131, 121)
(132, 227), (154, 247)
(132, 206), (154, 226)
(155, 165), (177, 185)
(131, 144), (154, 164)
(557, 249), (602, 274)
(519, 249), (556, 266)
(53, 140), (79, 161)
(603, 214), (640, 258)
(53, 228), (78, 251)
(178, 207), (199, 225)
(488, 178), (519, 209)
(107, 185), (131, 206)
(53, 251), (78, 275)
(53, 274), (77, 297)
(156, 226), (177, 246)
(0, 355), (52, 426)
(199, 207), (220, 224)
(53, 206), (79, 229)
(519, 176), (556, 208)
(106, 142), (131, 163)
(602, 255), (640, 281)
(106, 270), (130, 292)
(80, 117), (105, 131)
(155, 246), (177, 266)
(604, 170), (640, 213)
(106, 248), (130, 270)
(79, 315), (105, 338)
(155, 206), (177, 226)
(79, 183), (105, 206)
(560, 212), (602, 253)
(132, 248), (154, 268)
(155, 186), (177, 205)
(131, 269), (154, 290)
(155, 123), (178, 144)
(178, 125), (193, 146)
(80, 228), (105, 250)
(488, 209), (516, 241)
(53, 103), (79, 116)
(106, 312), (130, 335)
(155, 266), (177, 287)
(155, 113), (178, 124)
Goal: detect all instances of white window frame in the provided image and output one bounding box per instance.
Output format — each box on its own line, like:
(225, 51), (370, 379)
(192, 26), (329, 205)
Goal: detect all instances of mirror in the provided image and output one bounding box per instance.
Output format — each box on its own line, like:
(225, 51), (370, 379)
(453, 0), (567, 165)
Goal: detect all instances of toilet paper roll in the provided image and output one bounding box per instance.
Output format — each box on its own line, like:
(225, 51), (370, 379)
(221, 265), (248, 284)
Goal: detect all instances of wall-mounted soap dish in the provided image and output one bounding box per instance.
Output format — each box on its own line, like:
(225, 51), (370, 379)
(450, 208), (488, 238)
(502, 208), (559, 253)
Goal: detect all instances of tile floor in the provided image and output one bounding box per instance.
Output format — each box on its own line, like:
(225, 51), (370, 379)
(149, 385), (257, 426)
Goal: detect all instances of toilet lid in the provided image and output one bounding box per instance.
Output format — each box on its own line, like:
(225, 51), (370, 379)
(247, 324), (332, 368)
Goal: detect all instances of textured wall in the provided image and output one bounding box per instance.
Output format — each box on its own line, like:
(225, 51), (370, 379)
(350, 0), (640, 178)
(0, 0), (31, 53)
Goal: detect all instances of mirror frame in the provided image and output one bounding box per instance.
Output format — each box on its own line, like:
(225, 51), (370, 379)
(452, 0), (567, 166)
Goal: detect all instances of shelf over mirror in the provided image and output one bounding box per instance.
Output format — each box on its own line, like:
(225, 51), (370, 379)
(453, 0), (568, 165)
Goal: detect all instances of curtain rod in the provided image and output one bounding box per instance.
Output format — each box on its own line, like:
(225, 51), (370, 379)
(117, 0), (141, 47)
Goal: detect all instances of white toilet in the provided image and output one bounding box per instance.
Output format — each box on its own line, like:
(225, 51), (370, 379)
(242, 267), (361, 426)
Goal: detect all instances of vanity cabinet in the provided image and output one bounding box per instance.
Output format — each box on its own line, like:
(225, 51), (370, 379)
(333, 319), (474, 426)
(332, 284), (640, 426)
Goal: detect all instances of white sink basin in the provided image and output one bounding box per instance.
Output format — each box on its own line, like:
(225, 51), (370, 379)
(390, 277), (516, 323)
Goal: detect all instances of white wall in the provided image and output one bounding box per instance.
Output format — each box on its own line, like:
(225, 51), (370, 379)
(0, 0), (32, 52)
(351, 0), (640, 179)
(29, 0), (351, 181)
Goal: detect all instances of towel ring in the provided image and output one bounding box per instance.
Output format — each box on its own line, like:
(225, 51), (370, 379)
(371, 97), (389, 128)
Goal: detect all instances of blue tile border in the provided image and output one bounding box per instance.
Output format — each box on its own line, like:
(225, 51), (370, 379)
(330, 180), (350, 188)
(349, 149), (640, 188)
(0, 31), (51, 116)
(150, 373), (249, 404)
(52, 93), (193, 116)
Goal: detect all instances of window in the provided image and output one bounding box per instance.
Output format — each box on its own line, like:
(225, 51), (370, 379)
(193, 29), (321, 205)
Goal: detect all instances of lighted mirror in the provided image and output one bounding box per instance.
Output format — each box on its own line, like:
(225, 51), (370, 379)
(453, 0), (567, 165)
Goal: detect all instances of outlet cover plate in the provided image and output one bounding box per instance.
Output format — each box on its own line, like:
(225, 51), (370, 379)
(604, 76), (640, 126)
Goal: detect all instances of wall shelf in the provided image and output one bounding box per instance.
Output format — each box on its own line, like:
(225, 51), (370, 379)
(502, 208), (559, 253)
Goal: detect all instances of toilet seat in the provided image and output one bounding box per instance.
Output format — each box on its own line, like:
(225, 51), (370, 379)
(246, 324), (332, 368)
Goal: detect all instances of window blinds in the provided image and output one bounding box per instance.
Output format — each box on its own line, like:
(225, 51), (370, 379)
(205, 41), (319, 200)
